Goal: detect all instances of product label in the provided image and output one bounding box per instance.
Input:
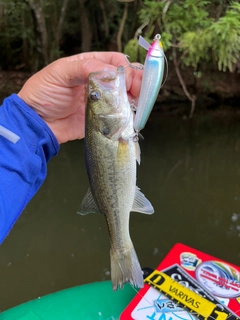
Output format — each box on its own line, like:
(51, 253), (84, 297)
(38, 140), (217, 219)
(144, 269), (232, 319)
(163, 264), (238, 319)
(120, 244), (240, 320)
(131, 287), (197, 320)
(195, 261), (240, 298)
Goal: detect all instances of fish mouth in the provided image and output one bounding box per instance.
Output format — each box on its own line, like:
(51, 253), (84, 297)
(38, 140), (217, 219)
(89, 69), (118, 93)
(89, 66), (126, 84)
(89, 66), (127, 99)
(89, 69), (117, 83)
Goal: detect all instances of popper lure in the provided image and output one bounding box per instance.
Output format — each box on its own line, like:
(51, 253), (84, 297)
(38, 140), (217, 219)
(133, 34), (166, 133)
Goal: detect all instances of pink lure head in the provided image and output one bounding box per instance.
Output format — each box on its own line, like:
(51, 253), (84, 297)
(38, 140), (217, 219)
(147, 34), (164, 58)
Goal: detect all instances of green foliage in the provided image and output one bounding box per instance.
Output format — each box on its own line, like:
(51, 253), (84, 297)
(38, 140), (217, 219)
(124, 39), (139, 62)
(180, 2), (240, 71)
(0, 0), (35, 69)
(0, 0), (239, 74)
(139, 0), (211, 36)
(138, 0), (164, 30)
(180, 29), (212, 68)
(0, 1), (32, 39)
(137, 0), (240, 73)
(135, 0), (213, 67)
(141, 0), (210, 38)
(159, 31), (172, 51)
(210, 2), (240, 71)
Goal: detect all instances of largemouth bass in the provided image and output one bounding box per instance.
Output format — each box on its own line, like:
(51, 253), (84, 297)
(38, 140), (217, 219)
(78, 66), (154, 290)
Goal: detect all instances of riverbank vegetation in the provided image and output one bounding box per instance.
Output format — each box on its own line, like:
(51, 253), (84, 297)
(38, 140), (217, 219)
(0, 0), (240, 116)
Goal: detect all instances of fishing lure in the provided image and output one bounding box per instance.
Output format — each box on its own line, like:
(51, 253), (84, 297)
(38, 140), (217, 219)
(133, 34), (166, 133)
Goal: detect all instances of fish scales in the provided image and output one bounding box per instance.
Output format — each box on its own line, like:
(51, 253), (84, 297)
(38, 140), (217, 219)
(79, 66), (154, 290)
(86, 130), (135, 249)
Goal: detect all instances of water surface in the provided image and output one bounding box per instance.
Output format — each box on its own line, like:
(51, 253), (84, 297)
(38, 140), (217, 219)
(1, 110), (240, 311)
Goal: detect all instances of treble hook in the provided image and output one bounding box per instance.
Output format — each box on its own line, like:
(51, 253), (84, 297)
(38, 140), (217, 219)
(124, 55), (144, 70)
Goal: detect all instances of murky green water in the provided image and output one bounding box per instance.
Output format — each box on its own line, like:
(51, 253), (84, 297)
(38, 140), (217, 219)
(1, 110), (240, 311)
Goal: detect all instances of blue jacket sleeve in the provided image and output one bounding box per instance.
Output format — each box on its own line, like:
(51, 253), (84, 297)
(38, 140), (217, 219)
(0, 94), (59, 243)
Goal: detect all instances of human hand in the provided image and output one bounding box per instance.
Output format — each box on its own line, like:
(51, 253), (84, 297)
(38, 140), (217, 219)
(18, 52), (143, 144)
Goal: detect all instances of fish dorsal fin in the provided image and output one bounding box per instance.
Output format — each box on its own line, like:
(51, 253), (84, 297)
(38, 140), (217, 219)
(138, 35), (151, 51)
(135, 141), (141, 165)
(77, 188), (101, 215)
(131, 186), (154, 214)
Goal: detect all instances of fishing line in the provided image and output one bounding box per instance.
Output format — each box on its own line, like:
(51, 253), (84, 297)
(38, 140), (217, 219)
(226, 309), (240, 319)
(160, 53), (169, 89)
(128, 281), (154, 308)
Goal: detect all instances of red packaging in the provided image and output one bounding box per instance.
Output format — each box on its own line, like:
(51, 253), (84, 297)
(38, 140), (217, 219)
(121, 243), (240, 319)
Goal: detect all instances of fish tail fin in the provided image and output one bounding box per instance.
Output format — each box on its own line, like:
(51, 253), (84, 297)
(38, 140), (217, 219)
(110, 245), (144, 291)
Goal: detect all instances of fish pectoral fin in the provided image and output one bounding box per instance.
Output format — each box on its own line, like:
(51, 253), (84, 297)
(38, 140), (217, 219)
(131, 186), (154, 214)
(77, 188), (101, 215)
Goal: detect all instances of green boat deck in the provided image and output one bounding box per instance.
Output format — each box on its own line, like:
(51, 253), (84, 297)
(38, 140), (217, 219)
(0, 281), (136, 320)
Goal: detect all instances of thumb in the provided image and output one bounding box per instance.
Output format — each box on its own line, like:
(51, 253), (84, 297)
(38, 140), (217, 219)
(51, 57), (117, 87)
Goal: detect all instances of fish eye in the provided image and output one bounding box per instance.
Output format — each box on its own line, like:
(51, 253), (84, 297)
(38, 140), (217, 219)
(90, 90), (101, 101)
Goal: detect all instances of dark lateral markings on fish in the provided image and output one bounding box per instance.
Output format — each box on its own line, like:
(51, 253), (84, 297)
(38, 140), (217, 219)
(169, 285), (201, 308)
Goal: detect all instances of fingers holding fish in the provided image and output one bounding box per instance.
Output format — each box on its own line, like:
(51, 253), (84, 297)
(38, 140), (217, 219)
(62, 52), (143, 98)
(124, 66), (143, 100)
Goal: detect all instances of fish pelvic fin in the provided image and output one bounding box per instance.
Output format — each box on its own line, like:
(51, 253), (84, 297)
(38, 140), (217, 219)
(135, 141), (141, 165)
(131, 186), (154, 214)
(111, 245), (144, 291)
(77, 188), (101, 215)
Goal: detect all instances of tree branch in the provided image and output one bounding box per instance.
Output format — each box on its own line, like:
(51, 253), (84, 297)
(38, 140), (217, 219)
(57, 0), (69, 42)
(26, 0), (49, 65)
(172, 45), (196, 118)
(99, 0), (109, 37)
(117, 3), (128, 52)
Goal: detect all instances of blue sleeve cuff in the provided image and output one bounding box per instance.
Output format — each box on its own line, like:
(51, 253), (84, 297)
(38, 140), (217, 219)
(9, 94), (59, 159)
(0, 94), (60, 243)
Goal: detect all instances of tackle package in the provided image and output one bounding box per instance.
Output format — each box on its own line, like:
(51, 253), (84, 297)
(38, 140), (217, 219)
(121, 243), (240, 320)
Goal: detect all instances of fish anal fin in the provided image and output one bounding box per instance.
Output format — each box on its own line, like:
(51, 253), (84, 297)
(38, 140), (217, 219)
(131, 186), (154, 214)
(77, 188), (101, 215)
